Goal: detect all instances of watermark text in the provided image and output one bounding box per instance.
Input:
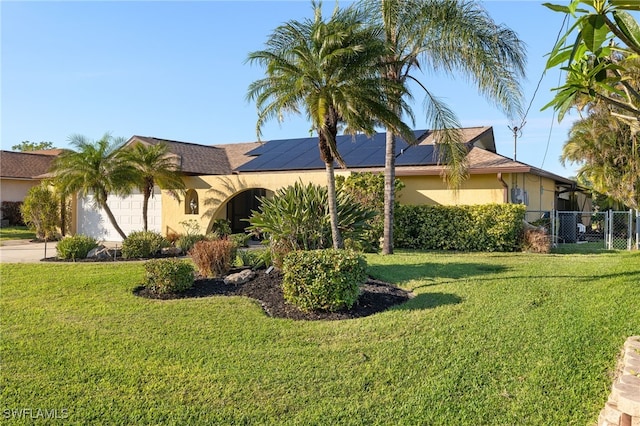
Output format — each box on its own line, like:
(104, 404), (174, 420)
(2, 408), (69, 420)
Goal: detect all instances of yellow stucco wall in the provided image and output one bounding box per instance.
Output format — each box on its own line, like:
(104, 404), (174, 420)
(161, 171), (349, 237)
(398, 174), (506, 205)
(158, 170), (561, 238)
(509, 173), (556, 213)
(399, 172), (557, 211)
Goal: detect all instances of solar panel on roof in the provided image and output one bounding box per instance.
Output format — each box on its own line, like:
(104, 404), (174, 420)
(396, 145), (437, 166)
(236, 130), (433, 172)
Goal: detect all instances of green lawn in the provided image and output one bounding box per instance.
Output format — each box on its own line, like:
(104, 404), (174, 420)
(0, 226), (35, 243)
(1, 250), (639, 425)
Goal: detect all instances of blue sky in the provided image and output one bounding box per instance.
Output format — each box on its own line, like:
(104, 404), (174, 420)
(3, 0), (578, 177)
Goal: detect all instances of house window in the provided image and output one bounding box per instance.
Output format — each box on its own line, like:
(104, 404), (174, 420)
(185, 189), (199, 215)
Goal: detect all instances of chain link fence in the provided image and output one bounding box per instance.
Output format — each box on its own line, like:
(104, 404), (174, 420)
(526, 210), (639, 250)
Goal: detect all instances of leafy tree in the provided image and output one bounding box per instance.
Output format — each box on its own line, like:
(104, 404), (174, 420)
(544, 0), (640, 120)
(11, 141), (55, 151)
(20, 183), (59, 240)
(575, 174), (628, 211)
(51, 133), (135, 240)
(247, 2), (414, 249)
(544, 1), (640, 210)
(561, 101), (639, 209)
(364, 0), (527, 254)
(336, 172), (404, 251)
(120, 142), (186, 231)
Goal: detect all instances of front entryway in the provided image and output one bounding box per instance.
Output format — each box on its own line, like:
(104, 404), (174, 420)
(225, 188), (267, 234)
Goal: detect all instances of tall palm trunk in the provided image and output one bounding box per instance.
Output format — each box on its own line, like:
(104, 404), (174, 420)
(60, 195), (67, 237)
(383, 60), (402, 255)
(142, 195), (149, 231)
(325, 161), (344, 249)
(98, 190), (127, 240)
(141, 178), (153, 231)
(319, 125), (344, 250)
(382, 130), (396, 254)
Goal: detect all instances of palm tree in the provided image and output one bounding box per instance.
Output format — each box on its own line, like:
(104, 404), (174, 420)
(51, 133), (135, 240)
(247, 2), (413, 249)
(120, 142), (186, 231)
(562, 105), (639, 210)
(366, 0), (527, 254)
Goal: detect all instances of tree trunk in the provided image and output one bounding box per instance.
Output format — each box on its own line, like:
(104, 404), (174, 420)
(100, 200), (128, 240)
(60, 195), (66, 237)
(142, 194), (149, 231)
(382, 130), (396, 255)
(142, 181), (153, 232)
(325, 161), (344, 249)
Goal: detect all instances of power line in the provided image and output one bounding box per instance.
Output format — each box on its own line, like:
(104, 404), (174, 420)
(541, 15), (570, 169)
(510, 13), (569, 162)
(540, 66), (564, 169)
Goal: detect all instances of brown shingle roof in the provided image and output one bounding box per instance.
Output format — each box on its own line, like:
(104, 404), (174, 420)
(127, 136), (235, 175)
(214, 142), (261, 171)
(419, 126), (496, 152)
(0, 150), (57, 179)
(394, 147), (574, 185)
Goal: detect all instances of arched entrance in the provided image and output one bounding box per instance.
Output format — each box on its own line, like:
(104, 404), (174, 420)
(225, 188), (268, 234)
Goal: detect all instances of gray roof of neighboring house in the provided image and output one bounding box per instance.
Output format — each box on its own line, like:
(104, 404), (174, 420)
(0, 150), (58, 179)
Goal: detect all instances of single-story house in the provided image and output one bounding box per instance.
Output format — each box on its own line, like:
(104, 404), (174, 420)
(60, 126), (588, 242)
(0, 149), (64, 224)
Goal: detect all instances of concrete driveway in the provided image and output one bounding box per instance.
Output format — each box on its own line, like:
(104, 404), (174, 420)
(0, 240), (58, 263)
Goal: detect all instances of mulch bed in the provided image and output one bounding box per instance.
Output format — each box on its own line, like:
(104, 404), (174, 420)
(134, 269), (412, 321)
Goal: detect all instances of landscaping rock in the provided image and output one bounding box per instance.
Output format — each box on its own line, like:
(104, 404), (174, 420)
(87, 246), (112, 260)
(224, 269), (255, 285)
(162, 246), (182, 256)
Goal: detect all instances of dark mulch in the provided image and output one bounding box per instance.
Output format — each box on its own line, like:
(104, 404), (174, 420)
(41, 253), (181, 262)
(134, 269), (412, 321)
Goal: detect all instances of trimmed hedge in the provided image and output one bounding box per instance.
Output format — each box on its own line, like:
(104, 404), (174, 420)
(282, 249), (367, 312)
(56, 235), (98, 260)
(143, 258), (194, 294)
(395, 204), (526, 252)
(122, 231), (168, 259)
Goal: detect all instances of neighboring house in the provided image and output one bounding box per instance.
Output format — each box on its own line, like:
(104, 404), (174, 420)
(0, 150), (62, 224)
(61, 126), (589, 241)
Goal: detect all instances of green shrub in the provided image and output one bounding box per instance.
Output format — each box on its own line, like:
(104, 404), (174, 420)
(209, 219), (232, 238)
(282, 249), (367, 312)
(336, 172), (405, 252)
(189, 239), (237, 277)
(235, 248), (272, 269)
(176, 234), (206, 253)
(229, 233), (250, 248)
(395, 204), (526, 252)
(122, 231), (168, 259)
(1, 201), (25, 226)
(56, 235), (98, 260)
(247, 181), (375, 265)
(20, 184), (59, 240)
(143, 258), (194, 294)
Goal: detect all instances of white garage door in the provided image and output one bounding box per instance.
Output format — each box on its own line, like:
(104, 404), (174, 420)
(77, 187), (162, 242)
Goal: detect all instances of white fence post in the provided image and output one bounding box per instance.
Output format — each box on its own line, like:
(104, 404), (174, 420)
(605, 211), (610, 250)
(636, 209), (639, 250)
(628, 209), (633, 251)
(551, 210), (556, 247)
